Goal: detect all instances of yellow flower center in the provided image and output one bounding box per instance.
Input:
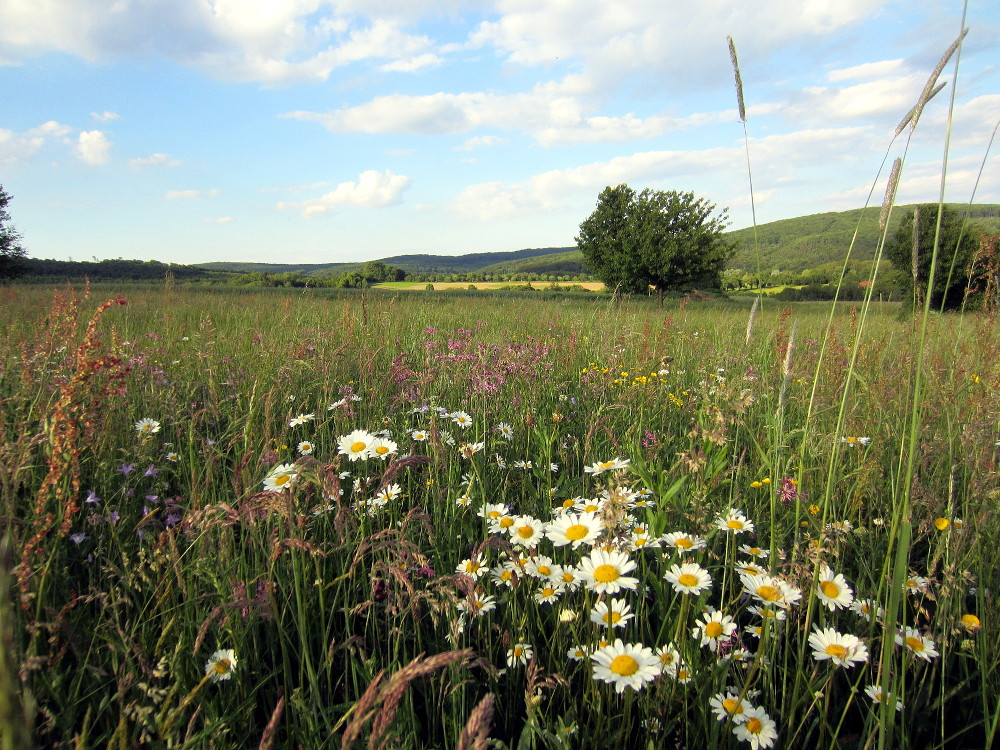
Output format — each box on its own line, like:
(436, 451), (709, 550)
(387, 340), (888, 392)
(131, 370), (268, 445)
(825, 644), (848, 658)
(905, 636), (925, 652)
(757, 585), (781, 602)
(678, 573), (699, 587)
(746, 718), (763, 734)
(659, 653), (674, 665)
(517, 525), (534, 538)
(513, 647), (523, 657)
(351, 441), (367, 453)
(727, 519), (744, 529)
(722, 698), (743, 715)
(584, 504), (599, 512)
(748, 548), (761, 555)
(561, 498), (576, 508)
(541, 587), (555, 597)
(537, 565), (552, 576)
(606, 612), (622, 624)
(675, 538), (693, 549)
(214, 659), (231, 675)
(705, 621), (724, 638)
(609, 654), (638, 676)
(274, 474), (290, 486)
(565, 524), (588, 541)
(375, 445), (389, 455)
(593, 564), (620, 583)
(560, 572), (575, 583)
(820, 581), (841, 598)
(499, 517), (514, 528)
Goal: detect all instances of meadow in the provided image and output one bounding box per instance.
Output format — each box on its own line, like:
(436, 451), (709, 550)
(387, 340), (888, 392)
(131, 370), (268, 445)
(1, 282), (997, 749)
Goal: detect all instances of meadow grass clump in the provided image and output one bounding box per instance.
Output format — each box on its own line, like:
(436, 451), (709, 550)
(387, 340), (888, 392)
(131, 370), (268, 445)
(0, 280), (997, 749)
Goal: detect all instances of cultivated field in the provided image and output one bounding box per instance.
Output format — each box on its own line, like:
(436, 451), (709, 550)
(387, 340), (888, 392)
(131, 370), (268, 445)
(1, 283), (997, 748)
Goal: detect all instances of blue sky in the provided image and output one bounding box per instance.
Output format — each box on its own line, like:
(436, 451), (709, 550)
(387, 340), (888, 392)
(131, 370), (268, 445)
(2, 0), (998, 265)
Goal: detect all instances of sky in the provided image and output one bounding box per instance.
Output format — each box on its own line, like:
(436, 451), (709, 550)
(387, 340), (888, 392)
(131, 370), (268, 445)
(1, 0), (998, 266)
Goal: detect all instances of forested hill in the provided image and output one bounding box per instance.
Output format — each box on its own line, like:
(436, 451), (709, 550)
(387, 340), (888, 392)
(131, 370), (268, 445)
(725, 203), (1000, 273)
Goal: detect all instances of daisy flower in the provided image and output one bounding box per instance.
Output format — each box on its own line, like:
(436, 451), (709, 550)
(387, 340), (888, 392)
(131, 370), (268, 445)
(693, 611), (738, 651)
(577, 549), (639, 595)
(478, 502), (510, 523)
(450, 410), (473, 429)
(661, 531), (707, 553)
(740, 573), (802, 609)
(816, 565), (854, 611)
(534, 584), (564, 605)
(457, 592), (496, 617)
(739, 545), (769, 559)
(525, 556), (556, 580)
(135, 418), (161, 435)
(590, 639), (660, 693)
(372, 483), (402, 504)
(165, 451), (179, 462)
(664, 562), (713, 596)
(865, 684), (903, 711)
(808, 626), (869, 668)
(732, 706), (778, 749)
(545, 511), (603, 549)
(337, 430), (375, 461)
(297, 441), (314, 455)
(654, 644), (681, 676)
(583, 457), (631, 476)
(710, 691), (750, 723)
(590, 598), (634, 629)
(289, 413), (315, 427)
(491, 565), (517, 588)
(455, 556), (489, 579)
(410, 428), (429, 441)
(263, 463), (298, 491)
(850, 598), (884, 622)
(842, 436), (872, 447)
(369, 437), (398, 460)
(567, 645), (589, 661)
(903, 575), (930, 595)
(455, 494), (473, 508)
(494, 422), (514, 439)
(715, 509), (755, 533)
(896, 626), (939, 661)
(205, 649), (237, 683)
(507, 643), (533, 667)
(509, 515), (545, 548)
(458, 442), (485, 459)
(735, 560), (767, 577)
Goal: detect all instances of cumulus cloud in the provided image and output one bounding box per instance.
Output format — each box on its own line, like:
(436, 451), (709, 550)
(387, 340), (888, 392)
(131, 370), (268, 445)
(129, 153), (181, 168)
(91, 110), (119, 122)
(449, 125), (874, 221)
(165, 189), (221, 199)
(277, 169), (411, 217)
(76, 130), (111, 164)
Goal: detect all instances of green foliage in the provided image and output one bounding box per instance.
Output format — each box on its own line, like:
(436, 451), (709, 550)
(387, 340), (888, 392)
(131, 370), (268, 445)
(0, 186), (27, 281)
(884, 203), (982, 310)
(576, 185), (732, 304)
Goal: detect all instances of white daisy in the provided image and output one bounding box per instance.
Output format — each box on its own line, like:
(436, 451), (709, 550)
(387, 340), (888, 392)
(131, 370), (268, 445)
(808, 626), (869, 667)
(590, 598), (635, 629)
(263, 463), (297, 491)
(664, 562), (713, 596)
(205, 649), (238, 683)
(577, 549), (639, 595)
(289, 413), (315, 427)
(715, 509), (755, 533)
(583, 457), (631, 476)
(545, 511), (603, 549)
(661, 531), (707, 553)
(369, 437), (398, 460)
(732, 706), (778, 749)
(135, 418), (161, 435)
(506, 643), (533, 667)
(693, 611), (738, 651)
(590, 639), (659, 693)
(337, 430), (375, 461)
(816, 565), (854, 610)
(895, 626), (939, 661)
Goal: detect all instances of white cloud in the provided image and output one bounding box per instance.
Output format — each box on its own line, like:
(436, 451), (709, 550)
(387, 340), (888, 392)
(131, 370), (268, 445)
(129, 153), (181, 168)
(205, 216), (236, 223)
(379, 53), (441, 73)
(76, 130), (111, 164)
(0, 129), (45, 166)
(827, 59), (905, 82)
(456, 135), (509, 151)
(91, 110), (119, 122)
(277, 169), (411, 217)
(450, 126), (874, 221)
(165, 189), (221, 199)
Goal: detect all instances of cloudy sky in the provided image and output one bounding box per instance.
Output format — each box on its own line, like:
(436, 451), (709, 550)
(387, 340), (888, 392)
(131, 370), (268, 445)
(2, 0), (998, 265)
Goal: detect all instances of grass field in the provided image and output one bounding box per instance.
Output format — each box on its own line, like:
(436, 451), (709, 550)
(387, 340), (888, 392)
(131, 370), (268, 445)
(377, 281), (607, 292)
(1, 282), (997, 748)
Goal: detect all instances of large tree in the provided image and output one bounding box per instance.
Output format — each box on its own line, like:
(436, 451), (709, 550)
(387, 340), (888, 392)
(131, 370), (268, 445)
(576, 185), (733, 305)
(884, 203), (980, 310)
(0, 185), (28, 281)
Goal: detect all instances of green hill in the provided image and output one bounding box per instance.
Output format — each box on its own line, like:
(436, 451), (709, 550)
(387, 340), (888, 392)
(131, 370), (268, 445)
(726, 203), (1000, 273)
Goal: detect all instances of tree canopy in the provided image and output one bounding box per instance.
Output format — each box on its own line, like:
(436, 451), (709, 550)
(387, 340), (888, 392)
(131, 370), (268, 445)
(0, 185), (27, 281)
(884, 203), (981, 310)
(576, 185), (732, 305)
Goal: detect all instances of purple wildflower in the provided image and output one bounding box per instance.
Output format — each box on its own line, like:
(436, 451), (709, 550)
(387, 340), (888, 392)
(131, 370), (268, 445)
(144, 464), (159, 477)
(69, 532), (88, 545)
(118, 463), (135, 476)
(84, 490), (101, 505)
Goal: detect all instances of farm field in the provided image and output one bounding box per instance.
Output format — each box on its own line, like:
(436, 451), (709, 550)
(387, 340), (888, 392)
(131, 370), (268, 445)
(1, 283), (998, 749)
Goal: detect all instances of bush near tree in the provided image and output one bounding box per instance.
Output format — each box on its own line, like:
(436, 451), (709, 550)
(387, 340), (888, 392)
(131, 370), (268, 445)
(0, 185), (27, 281)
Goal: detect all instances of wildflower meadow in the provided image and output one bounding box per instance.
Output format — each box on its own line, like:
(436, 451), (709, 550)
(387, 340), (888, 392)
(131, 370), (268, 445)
(3, 20), (999, 750)
(1, 281), (997, 749)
